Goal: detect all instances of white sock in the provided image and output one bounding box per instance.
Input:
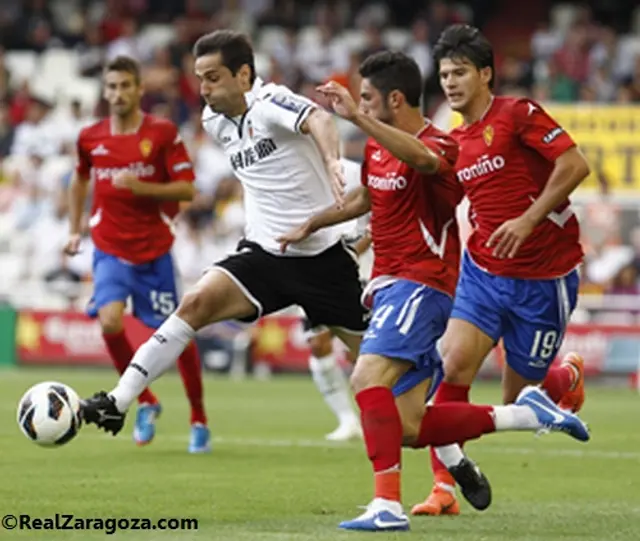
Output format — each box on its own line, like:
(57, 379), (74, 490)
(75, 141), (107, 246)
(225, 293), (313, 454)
(492, 405), (540, 431)
(309, 353), (358, 425)
(110, 315), (195, 412)
(434, 444), (465, 469)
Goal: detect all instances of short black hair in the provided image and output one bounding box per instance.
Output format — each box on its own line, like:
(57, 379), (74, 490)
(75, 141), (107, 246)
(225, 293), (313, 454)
(105, 56), (141, 84)
(359, 51), (423, 107)
(433, 24), (495, 88)
(193, 30), (256, 84)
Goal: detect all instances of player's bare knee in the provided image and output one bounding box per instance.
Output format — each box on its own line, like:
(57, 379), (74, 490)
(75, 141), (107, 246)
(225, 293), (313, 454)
(176, 290), (211, 331)
(350, 356), (378, 394)
(442, 346), (477, 385)
(308, 332), (332, 357)
(100, 316), (123, 335)
(98, 309), (124, 335)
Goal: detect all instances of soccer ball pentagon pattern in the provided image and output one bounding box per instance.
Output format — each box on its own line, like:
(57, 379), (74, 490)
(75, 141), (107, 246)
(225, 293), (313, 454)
(17, 382), (83, 446)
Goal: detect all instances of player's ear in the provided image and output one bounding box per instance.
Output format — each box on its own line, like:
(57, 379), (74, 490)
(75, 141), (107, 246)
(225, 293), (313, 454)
(237, 64), (252, 89)
(387, 90), (404, 110)
(479, 66), (493, 87)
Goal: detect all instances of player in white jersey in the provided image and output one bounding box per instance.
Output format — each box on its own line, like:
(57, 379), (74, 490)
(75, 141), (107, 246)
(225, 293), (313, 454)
(303, 158), (371, 441)
(80, 30), (369, 435)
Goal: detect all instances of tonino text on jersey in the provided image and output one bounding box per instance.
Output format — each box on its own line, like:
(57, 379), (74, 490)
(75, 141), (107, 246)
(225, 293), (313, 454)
(91, 162), (156, 182)
(367, 174), (408, 191)
(229, 138), (277, 171)
(456, 154), (506, 182)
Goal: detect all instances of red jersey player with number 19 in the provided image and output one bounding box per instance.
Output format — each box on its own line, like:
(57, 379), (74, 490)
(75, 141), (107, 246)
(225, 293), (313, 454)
(278, 51), (589, 532)
(64, 56), (210, 453)
(412, 25), (592, 516)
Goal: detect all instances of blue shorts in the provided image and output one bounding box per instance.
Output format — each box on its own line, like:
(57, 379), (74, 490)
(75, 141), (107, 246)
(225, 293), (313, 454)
(87, 248), (180, 329)
(359, 279), (453, 398)
(452, 252), (580, 380)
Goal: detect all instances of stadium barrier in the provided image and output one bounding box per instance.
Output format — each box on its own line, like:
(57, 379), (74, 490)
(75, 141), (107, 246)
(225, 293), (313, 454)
(0, 304), (17, 366)
(8, 309), (640, 385)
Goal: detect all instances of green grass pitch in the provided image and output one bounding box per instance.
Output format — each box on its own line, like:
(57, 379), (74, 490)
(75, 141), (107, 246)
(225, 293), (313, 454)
(1, 367), (639, 540)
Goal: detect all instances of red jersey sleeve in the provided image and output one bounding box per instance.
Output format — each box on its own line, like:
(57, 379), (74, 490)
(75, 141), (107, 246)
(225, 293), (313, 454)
(421, 133), (458, 174)
(75, 130), (91, 180)
(512, 98), (576, 162)
(163, 124), (195, 182)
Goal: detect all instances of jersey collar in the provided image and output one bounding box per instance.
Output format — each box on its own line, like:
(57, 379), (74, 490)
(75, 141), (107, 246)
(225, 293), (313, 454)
(244, 77), (265, 108)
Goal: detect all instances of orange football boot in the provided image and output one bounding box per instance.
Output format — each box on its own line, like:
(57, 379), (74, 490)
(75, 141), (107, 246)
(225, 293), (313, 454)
(411, 486), (460, 516)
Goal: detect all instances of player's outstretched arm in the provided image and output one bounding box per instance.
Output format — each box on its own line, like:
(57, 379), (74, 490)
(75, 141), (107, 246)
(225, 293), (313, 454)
(276, 186), (371, 253)
(64, 172), (89, 255)
(301, 108), (347, 207)
(317, 81), (441, 174)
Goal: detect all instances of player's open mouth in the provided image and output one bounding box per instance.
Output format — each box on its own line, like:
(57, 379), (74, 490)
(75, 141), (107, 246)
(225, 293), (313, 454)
(447, 92), (463, 100)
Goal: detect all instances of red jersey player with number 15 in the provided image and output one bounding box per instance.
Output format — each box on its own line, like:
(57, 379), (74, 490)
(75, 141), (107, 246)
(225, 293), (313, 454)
(413, 25), (592, 516)
(64, 56), (210, 453)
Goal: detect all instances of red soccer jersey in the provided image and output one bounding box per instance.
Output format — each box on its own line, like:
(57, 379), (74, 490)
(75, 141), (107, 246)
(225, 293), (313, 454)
(75, 114), (195, 264)
(452, 96), (583, 279)
(362, 123), (463, 297)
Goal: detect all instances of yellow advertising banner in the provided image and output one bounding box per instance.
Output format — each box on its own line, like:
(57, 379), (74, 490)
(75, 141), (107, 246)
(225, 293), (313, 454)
(449, 104), (640, 192)
(546, 104), (640, 192)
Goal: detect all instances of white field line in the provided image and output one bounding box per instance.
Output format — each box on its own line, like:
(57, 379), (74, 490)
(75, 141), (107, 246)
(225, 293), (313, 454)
(79, 433), (640, 460)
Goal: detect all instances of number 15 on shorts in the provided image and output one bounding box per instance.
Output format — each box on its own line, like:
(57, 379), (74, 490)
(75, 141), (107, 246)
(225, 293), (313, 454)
(150, 290), (176, 317)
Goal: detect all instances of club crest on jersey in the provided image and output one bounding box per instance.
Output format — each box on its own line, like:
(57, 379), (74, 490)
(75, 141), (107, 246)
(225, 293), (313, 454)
(139, 138), (153, 157)
(483, 125), (494, 146)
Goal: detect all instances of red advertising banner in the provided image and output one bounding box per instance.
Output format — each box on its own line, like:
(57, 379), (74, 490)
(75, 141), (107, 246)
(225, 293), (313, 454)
(16, 310), (152, 365)
(16, 309), (640, 376)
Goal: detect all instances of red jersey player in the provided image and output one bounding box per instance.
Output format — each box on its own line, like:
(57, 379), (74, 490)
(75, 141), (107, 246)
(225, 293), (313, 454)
(278, 51), (589, 532)
(64, 56), (210, 453)
(412, 25), (592, 516)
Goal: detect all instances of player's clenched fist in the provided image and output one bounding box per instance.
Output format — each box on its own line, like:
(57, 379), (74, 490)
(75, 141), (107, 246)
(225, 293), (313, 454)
(63, 233), (82, 256)
(316, 81), (358, 121)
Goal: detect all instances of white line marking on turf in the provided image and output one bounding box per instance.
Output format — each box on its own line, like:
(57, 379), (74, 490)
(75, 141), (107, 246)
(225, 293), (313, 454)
(81, 433), (640, 460)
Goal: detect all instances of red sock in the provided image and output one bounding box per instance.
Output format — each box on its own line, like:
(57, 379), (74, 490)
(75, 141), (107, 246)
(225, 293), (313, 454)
(356, 387), (402, 502)
(103, 331), (157, 405)
(414, 403), (495, 448)
(542, 365), (573, 404)
(429, 383), (470, 484)
(177, 342), (207, 425)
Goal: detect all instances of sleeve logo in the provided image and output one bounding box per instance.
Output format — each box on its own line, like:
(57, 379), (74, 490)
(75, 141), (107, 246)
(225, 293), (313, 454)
(270, 93), (307, 114)
(542, 127), (563, 144)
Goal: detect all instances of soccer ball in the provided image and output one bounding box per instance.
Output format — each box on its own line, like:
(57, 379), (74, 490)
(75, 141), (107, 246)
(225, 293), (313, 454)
(17, 382), (83, 447)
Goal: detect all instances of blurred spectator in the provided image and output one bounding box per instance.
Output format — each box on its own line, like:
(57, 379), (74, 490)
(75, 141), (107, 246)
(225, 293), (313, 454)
(76, 25), (105, 78)
(10, 96), (60, 157)
(405, 19), (433, 81)
(0, 100), (14, 157)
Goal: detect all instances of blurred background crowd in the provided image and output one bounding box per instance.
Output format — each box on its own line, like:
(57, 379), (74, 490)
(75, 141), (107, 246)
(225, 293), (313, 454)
(0, 0), (640, 324)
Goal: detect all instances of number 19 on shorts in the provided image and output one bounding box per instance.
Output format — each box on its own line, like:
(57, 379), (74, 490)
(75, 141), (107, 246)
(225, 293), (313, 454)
(529, 329), (558, 360)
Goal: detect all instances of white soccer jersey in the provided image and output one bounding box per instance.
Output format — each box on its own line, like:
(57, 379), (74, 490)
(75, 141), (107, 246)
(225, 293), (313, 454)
(202, 78), (344, 256)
